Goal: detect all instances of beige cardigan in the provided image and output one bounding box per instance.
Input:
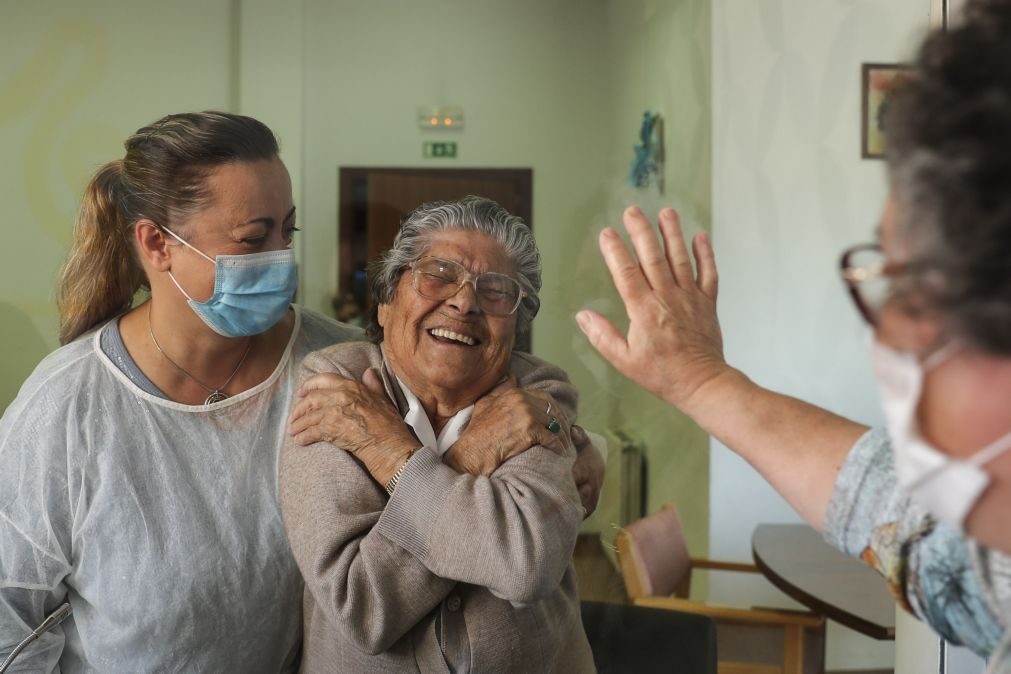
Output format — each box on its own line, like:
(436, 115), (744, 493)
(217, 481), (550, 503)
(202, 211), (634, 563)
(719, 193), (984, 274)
(279, 342), (594, 673)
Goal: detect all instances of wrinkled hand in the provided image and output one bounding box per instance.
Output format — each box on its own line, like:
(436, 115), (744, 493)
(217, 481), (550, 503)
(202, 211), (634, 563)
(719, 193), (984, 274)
(571, 425), (604, 518)
(446, 377), (570, 476)
(576, 206), (731, 413)
(288, 368), (419, 486)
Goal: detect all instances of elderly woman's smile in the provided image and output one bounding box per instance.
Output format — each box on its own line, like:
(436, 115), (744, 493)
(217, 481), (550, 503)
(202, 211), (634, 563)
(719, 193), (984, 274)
(422, 318), (486, 350)
(378, 230), (520, 414)
(428, 327), (477, 346)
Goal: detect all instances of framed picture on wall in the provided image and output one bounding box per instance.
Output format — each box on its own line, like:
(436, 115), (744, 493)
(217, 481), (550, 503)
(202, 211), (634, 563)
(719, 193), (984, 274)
(861, 63), (913, 159)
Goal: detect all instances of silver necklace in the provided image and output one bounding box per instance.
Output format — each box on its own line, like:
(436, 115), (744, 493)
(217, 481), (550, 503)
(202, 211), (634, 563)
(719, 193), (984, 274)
(147, 304), (253, 405)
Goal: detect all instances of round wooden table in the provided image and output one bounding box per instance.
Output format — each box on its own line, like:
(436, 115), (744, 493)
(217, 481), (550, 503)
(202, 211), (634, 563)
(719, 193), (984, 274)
(751, 523), (896, 640)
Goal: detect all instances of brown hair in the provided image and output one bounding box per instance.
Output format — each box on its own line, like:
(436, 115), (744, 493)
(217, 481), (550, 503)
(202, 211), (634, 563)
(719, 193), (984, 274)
(56, 111), (279, 344)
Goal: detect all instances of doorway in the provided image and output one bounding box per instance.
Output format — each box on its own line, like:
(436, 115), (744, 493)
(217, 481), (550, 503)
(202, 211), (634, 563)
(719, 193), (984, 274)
(337, 167), (534, 350)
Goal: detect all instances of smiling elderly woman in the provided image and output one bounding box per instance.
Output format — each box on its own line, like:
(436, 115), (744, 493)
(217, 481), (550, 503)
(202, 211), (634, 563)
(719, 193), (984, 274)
(278, 196), (595, 673)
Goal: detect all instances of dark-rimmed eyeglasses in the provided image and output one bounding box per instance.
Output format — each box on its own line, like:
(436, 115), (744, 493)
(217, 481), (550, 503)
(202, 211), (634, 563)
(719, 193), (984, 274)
(839, 243), (908, 326)
(409, 256), (525, 316)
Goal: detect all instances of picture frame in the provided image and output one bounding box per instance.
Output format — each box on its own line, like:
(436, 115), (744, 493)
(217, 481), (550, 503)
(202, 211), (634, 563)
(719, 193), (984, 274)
(861, 63), (913, 159)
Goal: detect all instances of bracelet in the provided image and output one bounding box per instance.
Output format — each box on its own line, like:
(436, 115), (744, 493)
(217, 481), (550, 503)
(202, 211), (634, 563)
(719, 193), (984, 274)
(385, 447), (422, 496)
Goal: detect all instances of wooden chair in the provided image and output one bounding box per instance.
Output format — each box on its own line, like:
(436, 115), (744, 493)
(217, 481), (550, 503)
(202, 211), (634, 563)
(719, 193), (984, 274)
(615, 504), (826, 674)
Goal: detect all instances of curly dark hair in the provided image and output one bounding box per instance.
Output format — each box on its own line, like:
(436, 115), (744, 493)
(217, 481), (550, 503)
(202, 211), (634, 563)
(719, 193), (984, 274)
(884, 0), (1011, 354)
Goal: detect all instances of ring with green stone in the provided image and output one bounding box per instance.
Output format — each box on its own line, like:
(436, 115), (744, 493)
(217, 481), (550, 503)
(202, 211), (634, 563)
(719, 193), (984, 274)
(547, 418), (561, 434)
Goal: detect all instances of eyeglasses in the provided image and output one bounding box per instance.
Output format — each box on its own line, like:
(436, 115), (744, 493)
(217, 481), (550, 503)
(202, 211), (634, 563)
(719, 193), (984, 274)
(409, 256), (526, 316)
(839, 243), (908, 326)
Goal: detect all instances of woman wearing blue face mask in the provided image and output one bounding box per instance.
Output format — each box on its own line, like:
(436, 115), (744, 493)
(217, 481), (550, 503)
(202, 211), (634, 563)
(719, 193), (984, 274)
(577, 0), (1011, 667)
(0, 111), (366, 671)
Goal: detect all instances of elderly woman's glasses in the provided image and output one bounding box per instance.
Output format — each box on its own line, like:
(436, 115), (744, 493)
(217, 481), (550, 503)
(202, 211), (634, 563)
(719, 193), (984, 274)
(410, 256), (525, 316)
(839, 243), (907, 326)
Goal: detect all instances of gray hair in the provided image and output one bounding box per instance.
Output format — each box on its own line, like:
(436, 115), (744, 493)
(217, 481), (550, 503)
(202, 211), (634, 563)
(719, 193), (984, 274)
(883, 0), (1011, 355)
(366, 196), (541, 341)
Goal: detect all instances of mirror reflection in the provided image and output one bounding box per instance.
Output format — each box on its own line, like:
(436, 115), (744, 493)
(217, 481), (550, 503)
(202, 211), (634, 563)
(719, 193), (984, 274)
(1, 1), (1000, 672)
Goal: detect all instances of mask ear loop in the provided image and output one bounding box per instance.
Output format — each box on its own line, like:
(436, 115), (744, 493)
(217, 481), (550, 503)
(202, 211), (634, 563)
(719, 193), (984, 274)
(159, 224), (216, 264)
(167, 271), (196, 302)
(968, 428), (1011, 469)
(923, 340), (962, 371)
(157, 224), (216, 303)
(906, 423), (1011, 494)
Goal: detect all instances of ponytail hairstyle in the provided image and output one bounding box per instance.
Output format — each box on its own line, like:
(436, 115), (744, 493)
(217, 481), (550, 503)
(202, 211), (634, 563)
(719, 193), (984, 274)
(56, 111), (279, 344)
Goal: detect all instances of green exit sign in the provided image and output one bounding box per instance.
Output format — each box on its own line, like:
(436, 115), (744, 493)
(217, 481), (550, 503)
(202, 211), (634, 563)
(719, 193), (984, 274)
(423, 141), (457, 158)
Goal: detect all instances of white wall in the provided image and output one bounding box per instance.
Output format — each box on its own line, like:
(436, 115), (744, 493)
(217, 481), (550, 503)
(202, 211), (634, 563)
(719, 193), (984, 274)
(237, 0), (306, 253)
(593, 0), (713, 558)
(297, 0), (611, 322)
(0, 0), (234, 408)
(711, 0), (930, 669)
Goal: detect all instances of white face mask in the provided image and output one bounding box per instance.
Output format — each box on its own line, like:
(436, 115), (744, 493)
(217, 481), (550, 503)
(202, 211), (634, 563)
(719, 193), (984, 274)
(870, 335), (1011, 530)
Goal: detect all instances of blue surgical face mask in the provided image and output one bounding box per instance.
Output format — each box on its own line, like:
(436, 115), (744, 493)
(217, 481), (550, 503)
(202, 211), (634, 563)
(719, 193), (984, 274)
(162, 227), (297, 338)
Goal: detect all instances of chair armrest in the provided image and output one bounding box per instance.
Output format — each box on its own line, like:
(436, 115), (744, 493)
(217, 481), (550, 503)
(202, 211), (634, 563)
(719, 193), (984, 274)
(632, 596), (824, 628)
(690, 558), (760, 573)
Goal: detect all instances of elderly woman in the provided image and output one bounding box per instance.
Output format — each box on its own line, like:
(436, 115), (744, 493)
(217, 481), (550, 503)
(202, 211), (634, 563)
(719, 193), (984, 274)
(578, 0), (1011, 667)
(279, 197), (595, 672)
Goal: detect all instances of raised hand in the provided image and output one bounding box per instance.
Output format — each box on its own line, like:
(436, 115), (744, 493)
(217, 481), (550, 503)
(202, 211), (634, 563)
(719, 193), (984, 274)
(575, 206), (731, 413)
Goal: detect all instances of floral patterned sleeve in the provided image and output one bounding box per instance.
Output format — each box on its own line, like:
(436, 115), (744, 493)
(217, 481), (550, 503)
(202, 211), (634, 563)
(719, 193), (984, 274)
(823, 428), (1010, 664)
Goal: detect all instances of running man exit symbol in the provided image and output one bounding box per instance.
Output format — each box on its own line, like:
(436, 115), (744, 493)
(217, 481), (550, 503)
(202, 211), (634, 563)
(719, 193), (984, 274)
(423, 142), (458, 158)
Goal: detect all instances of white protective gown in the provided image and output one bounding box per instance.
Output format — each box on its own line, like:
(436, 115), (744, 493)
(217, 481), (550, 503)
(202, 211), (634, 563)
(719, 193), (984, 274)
(0, 306), (362, 672)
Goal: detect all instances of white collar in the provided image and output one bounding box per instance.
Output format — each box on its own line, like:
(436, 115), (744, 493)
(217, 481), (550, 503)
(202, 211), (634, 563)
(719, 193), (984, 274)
(392, 373), (474, 456)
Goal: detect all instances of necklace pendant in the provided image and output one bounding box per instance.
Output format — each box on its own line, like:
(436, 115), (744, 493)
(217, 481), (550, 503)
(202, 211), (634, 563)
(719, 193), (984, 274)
(204, 391), (228, 405)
